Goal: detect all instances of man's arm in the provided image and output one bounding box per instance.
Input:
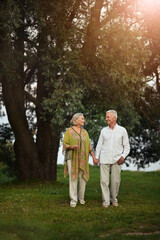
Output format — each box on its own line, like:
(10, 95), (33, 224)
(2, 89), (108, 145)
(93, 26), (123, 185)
(95, 130), (103, 160)
(117, 129), (130, 165)
(121, 128), (130, 159)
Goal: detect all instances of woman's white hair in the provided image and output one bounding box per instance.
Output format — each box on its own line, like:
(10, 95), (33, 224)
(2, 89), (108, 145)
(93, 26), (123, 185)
(70, 113), (84, 126)
(106, 110), (118, 119)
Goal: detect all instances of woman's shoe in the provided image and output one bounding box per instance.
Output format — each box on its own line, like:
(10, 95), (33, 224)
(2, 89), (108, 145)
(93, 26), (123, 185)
(70, 201), (77, 207)
(112, 202), (118, 207)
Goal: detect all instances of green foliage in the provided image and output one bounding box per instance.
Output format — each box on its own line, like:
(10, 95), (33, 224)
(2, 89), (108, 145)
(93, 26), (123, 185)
(0, 0), (22, 81)
(129, 87), (160, 168)
(42, 87), (85, 131)
(34, 0), (149, 136)
(0, 166), (160, 240)
(129, 36), (160, 168)
(0, 124), (16, 177)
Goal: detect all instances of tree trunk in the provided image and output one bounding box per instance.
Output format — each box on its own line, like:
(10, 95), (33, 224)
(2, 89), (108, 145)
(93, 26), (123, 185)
(34, 30), (60, 181)
(2, 78), (40, 180)
(2, 77), (60, 180)
(81, 0), (104, 61)
(36, 121), (60, 181)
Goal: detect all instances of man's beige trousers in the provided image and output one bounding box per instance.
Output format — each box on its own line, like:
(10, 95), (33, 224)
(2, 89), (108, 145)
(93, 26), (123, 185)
(67, 160), (86, 205)
(100, 163), (121, 205)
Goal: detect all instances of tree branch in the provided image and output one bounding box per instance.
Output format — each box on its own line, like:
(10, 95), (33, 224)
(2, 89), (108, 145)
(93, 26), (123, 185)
(24, 90), (40, 108)
(25, 63), (37, 85)
(155, 69), (160, 94)
(81, 0), (104, 60)
(138, 106), (160, 133)
(100, 0), (137, 28)
(68, 0), (81, 24)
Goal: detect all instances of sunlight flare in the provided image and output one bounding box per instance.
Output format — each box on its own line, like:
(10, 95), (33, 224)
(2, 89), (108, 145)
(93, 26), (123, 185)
(140, 0), (159, 9)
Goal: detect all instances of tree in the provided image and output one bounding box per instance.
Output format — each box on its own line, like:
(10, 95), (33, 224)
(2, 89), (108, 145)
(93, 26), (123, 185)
(0, 0), (149, 180)
(127, 0), (160, 169)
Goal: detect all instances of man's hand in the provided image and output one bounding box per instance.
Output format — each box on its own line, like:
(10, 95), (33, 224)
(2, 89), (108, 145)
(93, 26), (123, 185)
(93, 157), (100, 166)
(117, 156), (124, 165)
(70, 145), (79, 150)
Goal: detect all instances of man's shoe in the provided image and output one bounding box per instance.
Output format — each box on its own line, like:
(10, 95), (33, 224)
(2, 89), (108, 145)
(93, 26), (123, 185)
(79, 199), (85, 205)
(112, 202), (118, 207)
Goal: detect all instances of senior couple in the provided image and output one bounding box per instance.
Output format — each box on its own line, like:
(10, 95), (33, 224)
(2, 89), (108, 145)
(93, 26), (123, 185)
(63, 110), (130, 208)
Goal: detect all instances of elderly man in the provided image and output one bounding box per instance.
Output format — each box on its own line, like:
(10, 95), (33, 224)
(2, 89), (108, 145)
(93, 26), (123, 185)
(96, 110), (130, 207)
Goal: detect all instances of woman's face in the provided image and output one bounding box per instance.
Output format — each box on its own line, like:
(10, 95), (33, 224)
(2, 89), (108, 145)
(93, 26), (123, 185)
(75, 115), (85, 126)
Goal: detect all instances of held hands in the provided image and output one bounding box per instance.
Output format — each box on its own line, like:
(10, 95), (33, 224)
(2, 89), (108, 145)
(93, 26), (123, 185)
(117, 156), (124, 165)
(93, 157), (99, 166)
(70, 145), (79, 150)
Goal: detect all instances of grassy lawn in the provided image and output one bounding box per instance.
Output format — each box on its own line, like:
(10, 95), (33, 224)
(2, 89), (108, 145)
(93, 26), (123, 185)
(0, 165), (160, 240)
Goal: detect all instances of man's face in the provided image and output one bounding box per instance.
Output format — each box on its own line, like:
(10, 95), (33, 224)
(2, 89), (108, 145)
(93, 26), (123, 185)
(106, 112), (116, 126)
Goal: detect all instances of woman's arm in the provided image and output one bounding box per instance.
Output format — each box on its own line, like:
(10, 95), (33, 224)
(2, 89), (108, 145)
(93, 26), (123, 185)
(90, 150), (99, 166)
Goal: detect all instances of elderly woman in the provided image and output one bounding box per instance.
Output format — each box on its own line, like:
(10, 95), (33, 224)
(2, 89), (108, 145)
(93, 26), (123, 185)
(63, 113), (98, 207)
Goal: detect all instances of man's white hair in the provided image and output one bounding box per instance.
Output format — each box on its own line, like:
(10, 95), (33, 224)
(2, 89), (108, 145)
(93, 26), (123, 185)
(106, 110), (117, 119)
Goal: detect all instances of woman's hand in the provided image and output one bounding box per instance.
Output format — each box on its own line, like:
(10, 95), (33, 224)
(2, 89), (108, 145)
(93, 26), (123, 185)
(70, 145), (79, 150)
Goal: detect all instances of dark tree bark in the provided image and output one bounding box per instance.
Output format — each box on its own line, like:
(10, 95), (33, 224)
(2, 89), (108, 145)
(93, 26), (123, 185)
(2, 77), (40, 180)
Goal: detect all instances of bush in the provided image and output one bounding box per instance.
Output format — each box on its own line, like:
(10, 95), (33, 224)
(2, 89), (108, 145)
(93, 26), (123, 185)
(0, 124), (17, 177)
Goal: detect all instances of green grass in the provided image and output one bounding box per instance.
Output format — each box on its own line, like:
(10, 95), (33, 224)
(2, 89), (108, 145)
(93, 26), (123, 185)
(0, 165), (160, 240)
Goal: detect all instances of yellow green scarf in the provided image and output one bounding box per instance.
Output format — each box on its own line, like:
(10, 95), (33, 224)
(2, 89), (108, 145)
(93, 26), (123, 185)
(63, 127), (93, 182)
